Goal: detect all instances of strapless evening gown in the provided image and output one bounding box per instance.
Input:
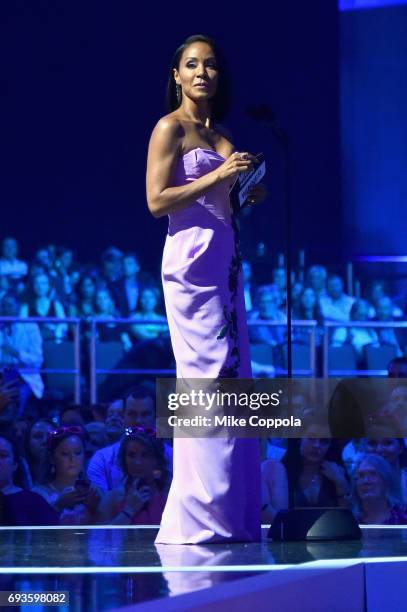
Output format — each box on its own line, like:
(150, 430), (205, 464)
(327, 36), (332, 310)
(155, 147), (261, 544)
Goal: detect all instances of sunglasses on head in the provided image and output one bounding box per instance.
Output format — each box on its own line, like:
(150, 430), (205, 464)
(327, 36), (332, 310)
(125, 426), (156, 437)
(47, 425), (85, 448)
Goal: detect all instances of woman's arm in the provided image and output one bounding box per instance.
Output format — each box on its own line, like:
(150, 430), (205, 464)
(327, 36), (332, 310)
(146, 117), (254, 218)
(261, 460), (289, 523)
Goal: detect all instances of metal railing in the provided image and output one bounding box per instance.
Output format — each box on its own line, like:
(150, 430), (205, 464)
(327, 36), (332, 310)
(89, 318), (318, 402)
(247, 319), (317, 377)
(323, 320), (407, 377)
(0, 316), (81, 402)
(89, 317), (175, 403)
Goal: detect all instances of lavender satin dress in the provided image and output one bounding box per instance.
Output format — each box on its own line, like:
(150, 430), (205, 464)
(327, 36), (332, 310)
(155, 147), (261, 544)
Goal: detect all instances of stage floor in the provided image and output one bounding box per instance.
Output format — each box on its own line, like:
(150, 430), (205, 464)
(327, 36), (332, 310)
(0, 525), (406, 610)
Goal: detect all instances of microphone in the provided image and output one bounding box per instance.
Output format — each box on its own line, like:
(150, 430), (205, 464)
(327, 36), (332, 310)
(245, 104), (287, 143)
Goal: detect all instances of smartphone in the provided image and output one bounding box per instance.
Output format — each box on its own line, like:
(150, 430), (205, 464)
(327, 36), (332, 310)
(136, 477), (148, 490)
(75, 479), (91, 494)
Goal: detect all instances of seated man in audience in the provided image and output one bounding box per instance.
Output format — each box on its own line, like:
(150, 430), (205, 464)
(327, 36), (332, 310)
(319, 274), (355, 322)
(87, 385), (172, 491)
(111, 252), (141, 317)
(306, 265), (327, 300)
(0, 294), (44, 418)
(0, 237), (28, 295)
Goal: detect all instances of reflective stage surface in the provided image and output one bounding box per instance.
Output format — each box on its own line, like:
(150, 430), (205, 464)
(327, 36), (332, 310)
(0, 526), (406, 610)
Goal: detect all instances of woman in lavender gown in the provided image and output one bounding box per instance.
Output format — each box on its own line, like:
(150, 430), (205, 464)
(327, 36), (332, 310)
(146, 34), (265, 544)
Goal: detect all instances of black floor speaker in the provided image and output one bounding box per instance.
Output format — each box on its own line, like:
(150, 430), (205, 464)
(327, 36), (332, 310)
(268, 508), (362, 541)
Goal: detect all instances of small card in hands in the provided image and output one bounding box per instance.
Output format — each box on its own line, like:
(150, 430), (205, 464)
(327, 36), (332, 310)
(229, 153), (266, 215)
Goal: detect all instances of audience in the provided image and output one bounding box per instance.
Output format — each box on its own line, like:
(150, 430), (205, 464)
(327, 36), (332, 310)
(0, 237), (406, 528)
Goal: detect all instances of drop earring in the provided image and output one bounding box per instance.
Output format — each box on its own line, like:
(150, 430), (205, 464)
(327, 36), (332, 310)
(176, 84), (182, 104)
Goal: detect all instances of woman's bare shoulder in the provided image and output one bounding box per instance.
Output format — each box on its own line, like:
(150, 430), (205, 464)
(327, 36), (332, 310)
(152, 112), (184, 138)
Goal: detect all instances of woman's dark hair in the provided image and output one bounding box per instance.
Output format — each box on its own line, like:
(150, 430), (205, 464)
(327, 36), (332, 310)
(294, 286), (324, 323)
(44, 428), (88, 483)
(23, 418), (55, 485)
(166, 34), (230, 122)
(118, 433), (170, 491)
(283, 438), (346, 507)
(0, 435), (26, 489)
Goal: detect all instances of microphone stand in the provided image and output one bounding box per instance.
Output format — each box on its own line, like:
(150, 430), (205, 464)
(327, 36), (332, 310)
(245, 106), (293, 380)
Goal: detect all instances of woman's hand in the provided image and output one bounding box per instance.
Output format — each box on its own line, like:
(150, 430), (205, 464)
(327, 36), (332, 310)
(54, 489), (87, 512)
(82, 485), (102, 514)
(247, 182), (267, 205)
(321, 461), (349, 493)
(123, 478), (152, 516)
(216, 151), (257, 181)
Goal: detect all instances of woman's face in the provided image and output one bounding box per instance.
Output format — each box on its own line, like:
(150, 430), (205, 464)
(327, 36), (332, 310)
(51, 436), (84, 479)
(356, 460), (386, 502)
(81, 278), (95, 300)
(301, 288), (316, 310)
(300, 438), (330, 463)
(96, 290), (113, 314)
(366, 438), (402, 466)
(174, 42), (219, 106)
(125, 439), (157, 481)
(30, 421), (54, 460)
(33, 274), (50, 297)
(0, 437), (16, 487)
(140, 289), (157, 313)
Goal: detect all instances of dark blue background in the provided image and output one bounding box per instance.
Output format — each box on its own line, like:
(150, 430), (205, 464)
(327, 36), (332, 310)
(2, 1), (342, 270)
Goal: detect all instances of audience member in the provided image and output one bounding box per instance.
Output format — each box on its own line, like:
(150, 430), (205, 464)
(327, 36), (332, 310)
(20, 272), (68, 342)
(282, 435), (350, 508)
(0, 294), (44, 417)
(129, 287), (168, 342)
(98, 430), (170, 525)
(21, 418), (55, 488)
(352, 453), (407, 525)
(87, 385), (172, 492)
(248, 284), (286, 348)
(363, 432), (407, 504)
(0, 435), (59, 526)
(69, 275), (97, 319)
(319, 274), (355, 322)
(31, 425), (102, 525)
(374, 296), (404, 356)
(306, 265), (327, 300)
(0, 238), (28, 287)
(261, 458), (288, 524)
(292, 287), (324, 346)
(100, 247), (123, 286)
(111, 252), (141, 317)
(367, 280), (403, 319)
(94, 288), (132, 351)
(331, 299), (379, 360)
